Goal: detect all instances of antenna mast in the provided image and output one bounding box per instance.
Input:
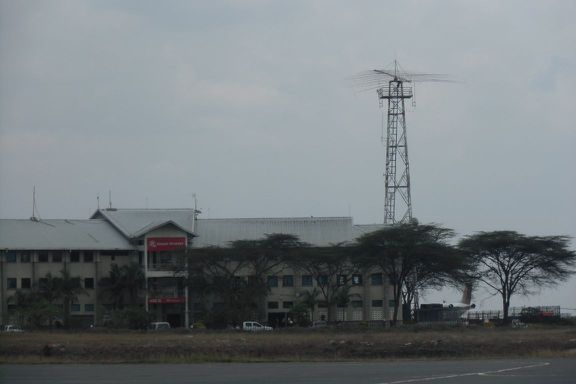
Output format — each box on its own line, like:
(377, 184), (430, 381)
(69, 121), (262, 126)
(353, 61), (453, 224)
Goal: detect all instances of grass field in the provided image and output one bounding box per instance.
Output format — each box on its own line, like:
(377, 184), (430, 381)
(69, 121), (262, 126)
(1, 326), (576, 363)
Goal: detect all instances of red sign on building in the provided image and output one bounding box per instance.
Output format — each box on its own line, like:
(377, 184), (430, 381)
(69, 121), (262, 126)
(147, 237), (187, 251)
(148, 297), (186, 304)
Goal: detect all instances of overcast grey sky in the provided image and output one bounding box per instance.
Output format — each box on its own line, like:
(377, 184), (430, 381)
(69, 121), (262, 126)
(1, 0), (575, 310)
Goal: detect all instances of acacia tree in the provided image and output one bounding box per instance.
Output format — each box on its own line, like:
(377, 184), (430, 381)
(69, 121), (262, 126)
(357, 220), (459, 325)
(459, 231), (576, 323)
(230, 234), (308, 321)
(290, 246), (358, 323)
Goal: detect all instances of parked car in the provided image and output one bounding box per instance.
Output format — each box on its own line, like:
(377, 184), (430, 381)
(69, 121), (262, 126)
(242, 321), (273, 332)
(148, 321), (171, 331)
(1, 324), (24, 333)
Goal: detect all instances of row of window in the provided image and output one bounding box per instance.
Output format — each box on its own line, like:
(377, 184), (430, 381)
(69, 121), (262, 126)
(7, 303), (95, 313)
(4, 251), (97, 263)
(267, 273), (385, 288)
(266, 299), (395, 309)
(6, 277), (94, 290)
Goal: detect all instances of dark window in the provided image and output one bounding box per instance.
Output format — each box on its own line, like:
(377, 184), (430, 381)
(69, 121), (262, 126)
(351, 300), (363, 308)
(70, 252), (80, 263)
(352, 274), (363, 286)
(21, 278), (31, 289)
(7, 278), (17, 289)
(267, 276), (278, 288)
(337, 275), (347, 286)
(20, 252), (31, 263)
(85, 304), (95, 312)
(301, 275), (313, 287)
(84, 251), (94, 263)
(371, 273), (383, 286)
(38, 253), (49, 263)
(71, 304), (81, 312)
(371, 300), (383, 307)
(318, 275), (328, 286)
(84, 278), (94, 289)
(282, 275), (294, 287)
(283, 301), (293, 309)
(52, 252), (63, 263)
(388, 299), (396, 308)
(267, 301), (279, 309)
(6, 252), (17, 263)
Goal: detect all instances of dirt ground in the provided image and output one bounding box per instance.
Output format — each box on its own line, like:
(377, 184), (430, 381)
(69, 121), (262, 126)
(1, 326), (576, 363)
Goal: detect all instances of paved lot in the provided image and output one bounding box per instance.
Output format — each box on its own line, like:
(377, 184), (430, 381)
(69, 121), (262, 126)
(1, 358), (575, 384)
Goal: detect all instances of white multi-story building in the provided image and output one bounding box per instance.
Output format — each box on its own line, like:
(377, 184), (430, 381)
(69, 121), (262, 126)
(1, 208), (395, 328)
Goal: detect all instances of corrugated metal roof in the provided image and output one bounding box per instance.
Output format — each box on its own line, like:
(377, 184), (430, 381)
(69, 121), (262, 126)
(0, 219), (133, 250)
(91, 209), (195, 239)
(193, 217), (356, 248)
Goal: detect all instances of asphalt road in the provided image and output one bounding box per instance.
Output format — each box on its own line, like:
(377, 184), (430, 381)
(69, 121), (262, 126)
(1, 359), (574, 384)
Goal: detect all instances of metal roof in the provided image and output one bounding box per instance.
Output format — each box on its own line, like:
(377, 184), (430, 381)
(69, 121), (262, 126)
(91, 209), (195, 239)
(193, 217), (357, 248)
(0, 219), (133, 250)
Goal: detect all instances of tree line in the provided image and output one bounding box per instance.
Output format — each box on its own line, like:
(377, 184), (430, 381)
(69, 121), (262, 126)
(8, 220), (575, 328)
(183, 220), (575, 326)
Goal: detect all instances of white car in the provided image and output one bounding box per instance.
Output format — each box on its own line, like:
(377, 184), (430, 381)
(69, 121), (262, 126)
(1, 324), (24, 333)
(242, 321), (272, 332)
(148, 321), (171, 331)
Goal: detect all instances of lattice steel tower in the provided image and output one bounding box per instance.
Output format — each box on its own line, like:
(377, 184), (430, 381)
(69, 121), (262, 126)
(354, 61), (452, 224)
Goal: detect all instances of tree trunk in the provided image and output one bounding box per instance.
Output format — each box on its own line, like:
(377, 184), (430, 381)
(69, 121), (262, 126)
(502, 297), (510, 324)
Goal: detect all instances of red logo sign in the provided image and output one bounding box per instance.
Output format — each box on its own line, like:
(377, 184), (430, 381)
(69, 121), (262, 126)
(148, 297), (186, 304)
(147, 237), (187, 251)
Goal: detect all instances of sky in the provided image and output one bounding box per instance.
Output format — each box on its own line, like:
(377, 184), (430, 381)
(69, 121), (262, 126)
(1, 0), (575, 312)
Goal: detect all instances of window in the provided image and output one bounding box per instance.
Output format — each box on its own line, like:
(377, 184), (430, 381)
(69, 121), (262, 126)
(351, 300), (363, 308)
(371, 300), (383, 307)
(21, 278), (31, 289)
(7, 278), (17, 290)
(84, 251), (94, 263)
(85, 304), (95, 312)
(388, 299), (396, 308)
(267, 301), (279, 309)
(337, 275), (347, 286)
(318, 275), (328, 286)
(371, 273), (383, 286)
(20, 252), (31, 263)
(71, 304), (81, 312)
(38, 252), (49, 263)
(283, 301), (293, 309)
(70, 251), (80, 263)
(6, 252), (17, 263)
(84, 278), (94, 289)
(282, 275), (294, 287)
(52, 252), (63, 262)
(301, 275), (313, 287)
(352, 274), (363, 286)
(267, 276), (278, 288)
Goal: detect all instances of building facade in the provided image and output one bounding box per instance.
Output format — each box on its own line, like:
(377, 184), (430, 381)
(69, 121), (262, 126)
(1, 209), (394, 328)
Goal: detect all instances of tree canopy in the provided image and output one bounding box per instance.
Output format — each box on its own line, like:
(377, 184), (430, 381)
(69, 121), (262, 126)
(459, 231), (576, 323)
(357, 220), (465, 324)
